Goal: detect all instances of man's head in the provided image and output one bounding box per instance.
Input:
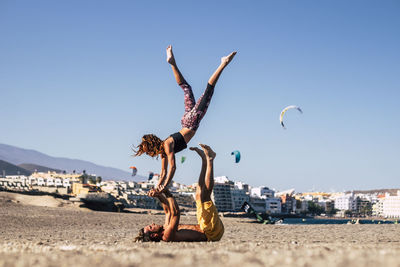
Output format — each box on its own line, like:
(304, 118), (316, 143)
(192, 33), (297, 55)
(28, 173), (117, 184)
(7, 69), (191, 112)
(134, 223), (163, 242)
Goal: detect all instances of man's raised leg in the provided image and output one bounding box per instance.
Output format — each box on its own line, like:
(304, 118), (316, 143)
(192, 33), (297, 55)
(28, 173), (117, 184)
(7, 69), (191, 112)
(190, 147), (207, 202)
(190, 144), (216, 202)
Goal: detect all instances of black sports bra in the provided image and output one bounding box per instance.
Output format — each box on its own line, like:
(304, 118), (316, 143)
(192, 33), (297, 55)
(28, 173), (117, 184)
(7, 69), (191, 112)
(170, 132), (187, 153)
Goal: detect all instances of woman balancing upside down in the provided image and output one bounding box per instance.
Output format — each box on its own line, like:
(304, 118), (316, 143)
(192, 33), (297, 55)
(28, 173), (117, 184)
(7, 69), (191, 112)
(134, 45), (236, 192)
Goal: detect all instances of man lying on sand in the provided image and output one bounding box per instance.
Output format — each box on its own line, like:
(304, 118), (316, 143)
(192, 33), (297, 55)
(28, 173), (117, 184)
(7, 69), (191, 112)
(135, 144), (224, 242)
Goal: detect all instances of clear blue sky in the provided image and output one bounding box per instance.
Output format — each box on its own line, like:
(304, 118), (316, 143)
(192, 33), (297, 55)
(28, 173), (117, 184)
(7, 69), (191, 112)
(1, 0), (399, 192)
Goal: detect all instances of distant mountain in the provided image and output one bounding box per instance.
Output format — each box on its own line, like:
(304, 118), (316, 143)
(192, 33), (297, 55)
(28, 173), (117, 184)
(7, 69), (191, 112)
(18, 163), (62, 174)
(0, 160), (32, 176)
(0, 143), (141, 181)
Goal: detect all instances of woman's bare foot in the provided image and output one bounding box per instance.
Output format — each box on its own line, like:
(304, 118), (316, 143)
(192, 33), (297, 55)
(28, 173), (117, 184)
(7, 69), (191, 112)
(221, 51), (237, 66)
(190, 147), (206, 160)
(199, 144), (216, 160)
(166, 45), (176, 65)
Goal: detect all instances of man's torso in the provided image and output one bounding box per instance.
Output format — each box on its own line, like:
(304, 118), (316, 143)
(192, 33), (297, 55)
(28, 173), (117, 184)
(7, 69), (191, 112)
(172, 224), (207, 242)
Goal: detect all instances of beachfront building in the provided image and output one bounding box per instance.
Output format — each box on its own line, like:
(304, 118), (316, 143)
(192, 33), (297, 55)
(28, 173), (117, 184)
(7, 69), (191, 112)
(280, 194), (296, 213)
(37, 178), (46, 186)
(321, 200), (335, 214)
(212, 178), (234, 212)
(372, 199), (384, 217)
(249, 195), (282, 214)
(0, 175), (29, 189)
(235, 181), (250, 193)
(212, 176), (252, 212)
(63, 179), (71, 187)
(296, 198), (309, 213)
(381, 191), (400, 218)
(30, 171), (82, 183)
(265, 197), (282, 214)
(231, 185), (250, 211)
(249, 196), (268, 213)
(355, 197), (372, 216)
(251, 186), (275, 198)
(46, 178), (55, 187)
(334, 193), (357, 211)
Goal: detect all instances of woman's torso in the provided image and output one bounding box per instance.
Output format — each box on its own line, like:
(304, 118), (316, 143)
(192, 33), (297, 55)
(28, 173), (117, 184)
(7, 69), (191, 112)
(179, 128), (195, 144)
(164, 128), (196, 154)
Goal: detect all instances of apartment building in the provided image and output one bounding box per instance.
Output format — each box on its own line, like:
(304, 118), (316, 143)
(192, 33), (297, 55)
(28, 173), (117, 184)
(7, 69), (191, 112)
(381, 191), (400, 218)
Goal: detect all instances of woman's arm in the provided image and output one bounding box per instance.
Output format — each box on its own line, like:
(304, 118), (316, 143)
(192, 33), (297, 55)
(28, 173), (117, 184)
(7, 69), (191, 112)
(157, 140), (176, 192)
(157, 155), (168, 189)
(162, 152), (176, 191)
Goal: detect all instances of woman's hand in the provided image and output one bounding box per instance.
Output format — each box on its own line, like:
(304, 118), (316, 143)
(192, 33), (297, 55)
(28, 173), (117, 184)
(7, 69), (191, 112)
(156, 184), (166, 193)
(148, 188), (160, 197)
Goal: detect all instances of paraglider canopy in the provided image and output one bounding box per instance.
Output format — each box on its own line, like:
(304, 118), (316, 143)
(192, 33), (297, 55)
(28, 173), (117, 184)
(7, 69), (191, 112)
(280, 105), (303, 129)
(148, 171), (154, 181)
(231, 150), (241, 163)
(129, 166), (137, 177)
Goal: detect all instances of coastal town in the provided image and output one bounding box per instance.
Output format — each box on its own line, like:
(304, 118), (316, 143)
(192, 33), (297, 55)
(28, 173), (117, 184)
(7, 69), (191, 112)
(1, 170), (399, 219)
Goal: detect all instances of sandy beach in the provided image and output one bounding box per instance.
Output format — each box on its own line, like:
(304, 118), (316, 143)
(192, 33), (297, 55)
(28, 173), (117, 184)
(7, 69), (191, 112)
(1, 192), (399, 267)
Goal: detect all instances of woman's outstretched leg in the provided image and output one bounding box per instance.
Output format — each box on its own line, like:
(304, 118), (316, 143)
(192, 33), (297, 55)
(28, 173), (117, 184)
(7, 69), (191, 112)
(167, 45), (195, 112)
(195, 51), (237, 120)
(208, 51), (236, 87)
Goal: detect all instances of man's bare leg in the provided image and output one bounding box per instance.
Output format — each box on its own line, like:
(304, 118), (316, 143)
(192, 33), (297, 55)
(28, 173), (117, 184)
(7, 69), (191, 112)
(208, 52), (237, 87)
(190, 147), (207, 202)
(199, 144), (216, 195)
(167, 45), (186, 85)
(191, 144), (216, 202)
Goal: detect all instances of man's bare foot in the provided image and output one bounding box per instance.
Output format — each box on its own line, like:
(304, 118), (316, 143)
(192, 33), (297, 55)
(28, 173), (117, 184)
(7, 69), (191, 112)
(166, 45), (175, 65)
(190, 147), (206, 160)
(199, 144), (216, 160)
(221, 51), (237, 66)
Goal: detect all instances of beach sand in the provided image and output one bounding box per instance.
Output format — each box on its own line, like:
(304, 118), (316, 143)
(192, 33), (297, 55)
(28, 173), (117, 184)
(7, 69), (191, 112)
(1, 192), (399, 267)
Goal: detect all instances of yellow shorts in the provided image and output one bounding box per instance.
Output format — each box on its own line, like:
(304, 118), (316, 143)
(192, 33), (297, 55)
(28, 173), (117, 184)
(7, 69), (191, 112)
(196, 200), (224, 241)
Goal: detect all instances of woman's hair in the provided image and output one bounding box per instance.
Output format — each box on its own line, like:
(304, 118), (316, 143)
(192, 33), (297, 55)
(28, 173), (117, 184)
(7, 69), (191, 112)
(133, 134), (165, 158)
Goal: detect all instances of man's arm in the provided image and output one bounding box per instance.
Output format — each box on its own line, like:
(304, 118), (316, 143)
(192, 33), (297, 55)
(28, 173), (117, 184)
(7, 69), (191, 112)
(162, 195), (180, 242)
(148, 189), (171, 226)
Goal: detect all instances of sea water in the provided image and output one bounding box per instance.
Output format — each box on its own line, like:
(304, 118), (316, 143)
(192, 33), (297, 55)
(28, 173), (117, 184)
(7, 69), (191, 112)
(282, 218), (396, 224)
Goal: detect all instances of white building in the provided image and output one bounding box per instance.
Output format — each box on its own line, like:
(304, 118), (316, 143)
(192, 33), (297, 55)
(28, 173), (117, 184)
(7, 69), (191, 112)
(372, 199), (384, 217)
(46, 178), (55, 187)
(212, 177), (252, 212)
(382, 191), (400, 218)
(54, 178), (63, 187)
(215, 176), (230, 184)
(234, 181), (250, 193)
(231, 187), (250, 211)
(334, 193), (356, 211)
(265, 197), (282, 214)
(251, 186), (275, 198)
(37, 178), (46, 186)
(249, 196), (267, 213)
(63, 179), (71, 188)
(213, 182), (234, 212)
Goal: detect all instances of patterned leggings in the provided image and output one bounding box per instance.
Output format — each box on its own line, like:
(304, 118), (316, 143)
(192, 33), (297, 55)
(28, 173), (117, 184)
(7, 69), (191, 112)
(180, 82), (215, 131)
